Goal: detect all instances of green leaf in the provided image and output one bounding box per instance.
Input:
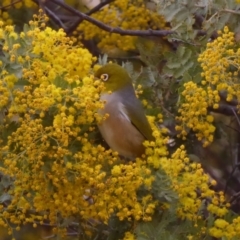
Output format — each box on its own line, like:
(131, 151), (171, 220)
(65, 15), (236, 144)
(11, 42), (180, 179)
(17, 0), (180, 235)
(1, 121), (19, 145)
(53, 75), (68, 89)
(23, 23), (30, 33)
(0, 193), (11, 203)
(164, 7), (184, 22)
(173, 8), (189, 23)
(98, 54), (108, 65)
(6, 63), (23, 78)
(182, 71), (192, 82)
(177, 46), (186, 58)
(0, 175), (12, 188)
(166, 61), (181, 69)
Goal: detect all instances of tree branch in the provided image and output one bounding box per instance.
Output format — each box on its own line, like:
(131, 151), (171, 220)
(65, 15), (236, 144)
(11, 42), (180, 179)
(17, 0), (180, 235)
(50, 0), (174, 37)
(219, 91), (238, 106)
(87, 0), (114, 15)
(208, 103), (239, 116)
(45, 6), (66, 29)
(221, 9), (240, 15)
(66, 0), (115, 34)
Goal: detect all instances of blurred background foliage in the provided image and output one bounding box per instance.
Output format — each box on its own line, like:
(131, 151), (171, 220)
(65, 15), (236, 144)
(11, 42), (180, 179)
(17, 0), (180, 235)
(1, 0), (240, 240)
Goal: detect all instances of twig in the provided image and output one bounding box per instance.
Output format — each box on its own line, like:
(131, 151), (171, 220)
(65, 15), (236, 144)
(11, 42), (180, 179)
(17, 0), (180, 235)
(224, 123), (240, 134)
(0, 0), (22, 9)
(66, 232), (79, 236)
(42, 234), (56, 239)
(87, 0), (114, 15)
(232, 107), (240, 128)
(33, 221), (56, 227)
(66, 0), (115, 34)
(221, 9), (240, 15)
(224, 163), (240, 195)
(50, 0), (174, 37)
(45, 6), (66, 30)
(230, 190), (240, 204)
(206, 11), (219, 24)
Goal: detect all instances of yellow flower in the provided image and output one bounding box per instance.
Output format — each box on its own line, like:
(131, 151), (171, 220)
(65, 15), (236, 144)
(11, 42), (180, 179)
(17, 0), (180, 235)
(123, 231), (136, 240)
(111, 165), (122, 176)
(214, 219), (229, 229)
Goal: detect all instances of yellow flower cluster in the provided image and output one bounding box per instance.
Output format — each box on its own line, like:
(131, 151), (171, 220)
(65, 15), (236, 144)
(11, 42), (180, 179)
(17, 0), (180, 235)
(0, 12), (159, 236)
(198, 26), (239, 103)
(209, 217), (240, 239)
(149, 144), (239, 239)
(144, 116), (170, 169)
(148, 144), (201, 220)
(0, 0), (37, 25)
(78, 0), (166, 51)
(176, 81), (215, 146)
(177, 26), (240, 146)
(124, 231), (136, 240)
(143, 119), (238, 238)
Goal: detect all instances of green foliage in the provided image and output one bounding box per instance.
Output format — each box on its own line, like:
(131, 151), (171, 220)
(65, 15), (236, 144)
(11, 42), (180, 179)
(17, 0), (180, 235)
(163, 46), (198, 79)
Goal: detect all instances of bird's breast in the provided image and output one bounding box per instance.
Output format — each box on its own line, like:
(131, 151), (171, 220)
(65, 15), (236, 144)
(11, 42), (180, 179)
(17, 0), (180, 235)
(98, 93), (145, 158)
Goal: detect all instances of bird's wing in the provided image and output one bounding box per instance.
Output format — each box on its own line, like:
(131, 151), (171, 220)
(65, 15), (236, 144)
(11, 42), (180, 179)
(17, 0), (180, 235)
(121, 92), (154, 141)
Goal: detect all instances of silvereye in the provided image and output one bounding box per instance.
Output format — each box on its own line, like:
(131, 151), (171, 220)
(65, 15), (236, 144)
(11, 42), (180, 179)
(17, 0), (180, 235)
(95, 63), (154, 159)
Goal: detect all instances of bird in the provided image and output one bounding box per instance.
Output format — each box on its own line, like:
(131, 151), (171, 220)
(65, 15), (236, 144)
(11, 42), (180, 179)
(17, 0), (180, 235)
(94, 63), (154, 159)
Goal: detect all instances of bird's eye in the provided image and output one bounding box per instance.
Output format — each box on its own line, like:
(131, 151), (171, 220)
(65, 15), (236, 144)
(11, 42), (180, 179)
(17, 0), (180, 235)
(100, 73), (109, 81)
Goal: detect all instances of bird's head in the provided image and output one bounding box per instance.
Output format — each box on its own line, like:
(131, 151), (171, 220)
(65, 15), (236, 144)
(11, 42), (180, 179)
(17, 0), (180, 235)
(94, 63), (132, 93)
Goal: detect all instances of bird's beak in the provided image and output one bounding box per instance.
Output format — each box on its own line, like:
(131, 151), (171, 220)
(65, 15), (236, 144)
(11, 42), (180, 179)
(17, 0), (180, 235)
(93, 76), (102, 88)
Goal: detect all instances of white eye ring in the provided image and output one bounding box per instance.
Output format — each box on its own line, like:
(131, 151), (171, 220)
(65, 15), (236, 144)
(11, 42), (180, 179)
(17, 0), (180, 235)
(101, 73), (109, 81)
